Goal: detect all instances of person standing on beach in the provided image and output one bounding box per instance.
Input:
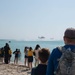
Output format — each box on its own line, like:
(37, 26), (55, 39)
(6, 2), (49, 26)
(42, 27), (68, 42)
(4, 43), (10, 64)
(28, 47), (33, 69)
(34, 44), (41, 66)
(31, 48), (50, 75)
(24, 46), (29, 66)
(46, 28), (75, 75)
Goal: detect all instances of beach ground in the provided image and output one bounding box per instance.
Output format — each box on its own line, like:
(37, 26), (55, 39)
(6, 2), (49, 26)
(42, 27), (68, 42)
(0, 63), (31, 75)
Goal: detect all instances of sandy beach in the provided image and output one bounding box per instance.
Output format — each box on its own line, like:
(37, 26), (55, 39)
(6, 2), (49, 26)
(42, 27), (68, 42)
(0, 63), (31, 75)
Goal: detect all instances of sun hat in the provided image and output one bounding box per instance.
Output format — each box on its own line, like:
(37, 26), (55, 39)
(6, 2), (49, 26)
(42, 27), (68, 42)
(64, 28), (75, 39)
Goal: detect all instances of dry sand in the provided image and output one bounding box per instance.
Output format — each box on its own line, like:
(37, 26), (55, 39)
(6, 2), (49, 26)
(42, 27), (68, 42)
(0, 63), (31, 75)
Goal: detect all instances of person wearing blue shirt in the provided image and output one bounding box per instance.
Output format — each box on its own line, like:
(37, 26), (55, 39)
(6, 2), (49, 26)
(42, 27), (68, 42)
(46, 28), (75, 75)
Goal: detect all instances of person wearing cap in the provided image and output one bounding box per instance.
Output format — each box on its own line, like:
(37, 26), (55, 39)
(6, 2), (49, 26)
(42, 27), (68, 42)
(46, 28), (75, 75)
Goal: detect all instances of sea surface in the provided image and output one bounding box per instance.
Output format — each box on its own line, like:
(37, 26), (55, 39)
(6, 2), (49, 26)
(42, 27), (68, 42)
(0, 40), (64, 64)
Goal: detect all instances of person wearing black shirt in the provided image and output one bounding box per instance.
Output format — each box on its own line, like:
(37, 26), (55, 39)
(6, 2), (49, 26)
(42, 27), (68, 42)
(4, 43), (10, 64)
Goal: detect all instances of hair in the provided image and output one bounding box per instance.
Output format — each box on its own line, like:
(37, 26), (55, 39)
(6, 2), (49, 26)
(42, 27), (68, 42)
(35, 44), (40, 50)
(24, 46), (28, 52)
(64, 28), (75, 44)
(29, 47), (33, 51)
(16, 48), (18, 51)
(38, 48), (50, 63)
(5, 43), (9, 47)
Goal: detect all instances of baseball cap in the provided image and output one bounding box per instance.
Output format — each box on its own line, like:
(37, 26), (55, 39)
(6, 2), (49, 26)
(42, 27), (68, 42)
(64, 28), (75, 39)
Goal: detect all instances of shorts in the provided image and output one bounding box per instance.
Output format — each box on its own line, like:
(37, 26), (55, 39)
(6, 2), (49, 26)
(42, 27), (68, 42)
(28, 56), (33, 62)
(25, 55), (28, 58)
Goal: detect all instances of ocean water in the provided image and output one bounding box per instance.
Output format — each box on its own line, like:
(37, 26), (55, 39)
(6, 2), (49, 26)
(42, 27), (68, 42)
(0, 40), (64, 64)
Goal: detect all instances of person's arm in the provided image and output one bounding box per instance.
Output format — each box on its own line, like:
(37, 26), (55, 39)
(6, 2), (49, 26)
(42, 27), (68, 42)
(13, 51), (15, 54)
(46, 49), (58, 75)
(46, 50), (55, 75)
(46, 47), (62, 75)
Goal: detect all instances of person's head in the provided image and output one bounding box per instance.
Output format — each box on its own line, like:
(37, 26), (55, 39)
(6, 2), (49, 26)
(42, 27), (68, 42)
(63, 28), (75, 44)
(5, 43), (9, 47)
(29, 47), (33, 51)
(38, 48), (50, 64)
(16, 49), (18, 51)
(24, 46), (27, 51)
(35, 44), (40, 50)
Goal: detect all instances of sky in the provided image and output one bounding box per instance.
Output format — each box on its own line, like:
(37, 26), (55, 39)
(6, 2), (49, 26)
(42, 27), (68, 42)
(0, 0), (75, 41)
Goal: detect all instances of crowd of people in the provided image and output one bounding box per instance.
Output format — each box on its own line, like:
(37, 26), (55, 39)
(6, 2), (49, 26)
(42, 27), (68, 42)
(0, 43), (12, 64)
(24, 44), (41, 69)
(0, 43), (21, 64)
(0, 42), (50, 68)
(0, 27), (75, 75)
(31, 27), (75, 75)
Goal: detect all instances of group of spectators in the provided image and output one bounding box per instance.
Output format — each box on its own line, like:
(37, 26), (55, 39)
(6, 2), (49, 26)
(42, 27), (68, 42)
(0, 43), (21, 64)
(30, 27), (75, 75)
(0, 27), (75, 75)
(0, 43), (12, 64)
(24, 44), (50, 75)
(24, 44), (45, 69)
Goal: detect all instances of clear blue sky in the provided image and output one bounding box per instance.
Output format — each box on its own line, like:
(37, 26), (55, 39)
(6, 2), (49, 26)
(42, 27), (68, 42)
(0, 0), (75, 41)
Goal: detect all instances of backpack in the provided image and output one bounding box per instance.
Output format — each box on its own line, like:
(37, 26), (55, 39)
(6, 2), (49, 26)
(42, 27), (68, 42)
(9, 50), (12, 55)
(56, 47), (75, 75)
